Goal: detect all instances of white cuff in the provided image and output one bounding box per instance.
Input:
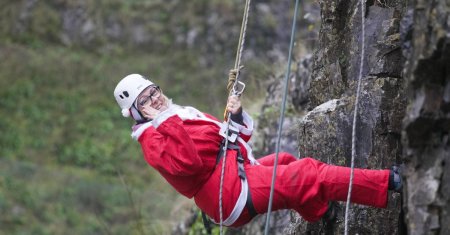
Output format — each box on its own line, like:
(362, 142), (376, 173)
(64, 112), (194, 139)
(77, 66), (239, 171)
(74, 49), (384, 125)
(152, 106), (179, 128)
(230, 111), (253, 136)
(131, 121), (153, 140)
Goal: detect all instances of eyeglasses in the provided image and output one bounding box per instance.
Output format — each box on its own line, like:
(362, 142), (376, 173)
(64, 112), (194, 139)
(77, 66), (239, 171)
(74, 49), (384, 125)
(136, 85), (161, 108)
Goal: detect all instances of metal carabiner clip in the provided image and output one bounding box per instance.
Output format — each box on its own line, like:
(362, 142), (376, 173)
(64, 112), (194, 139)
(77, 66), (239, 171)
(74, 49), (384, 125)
(232, 81), (246, 96)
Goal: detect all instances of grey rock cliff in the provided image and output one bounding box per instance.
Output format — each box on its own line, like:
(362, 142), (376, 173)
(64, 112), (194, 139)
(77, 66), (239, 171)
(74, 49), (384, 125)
(291, 1), (407, 233)
(401, 0), (450, 234)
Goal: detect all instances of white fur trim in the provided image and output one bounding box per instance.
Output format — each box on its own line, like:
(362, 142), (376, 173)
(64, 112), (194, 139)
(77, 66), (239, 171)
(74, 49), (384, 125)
(152, 105), (180, 128)
(151, 103), (206, 127)
(131, 121), (153, 140)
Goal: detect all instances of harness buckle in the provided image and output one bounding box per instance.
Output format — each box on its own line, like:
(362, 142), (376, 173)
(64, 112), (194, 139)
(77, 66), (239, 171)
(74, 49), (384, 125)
(219, 122), (239, 143)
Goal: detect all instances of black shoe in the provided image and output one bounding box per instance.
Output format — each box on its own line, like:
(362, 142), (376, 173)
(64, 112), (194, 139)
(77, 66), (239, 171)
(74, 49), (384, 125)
(322, 201), (339, 223)
(322, 202), (340, 233)
(389, 164), (404, 193)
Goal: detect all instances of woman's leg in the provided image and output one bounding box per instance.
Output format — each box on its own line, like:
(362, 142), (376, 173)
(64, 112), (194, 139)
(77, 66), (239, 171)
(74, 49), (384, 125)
(245, 156), (389, 222)
(257, 152), (298, 166)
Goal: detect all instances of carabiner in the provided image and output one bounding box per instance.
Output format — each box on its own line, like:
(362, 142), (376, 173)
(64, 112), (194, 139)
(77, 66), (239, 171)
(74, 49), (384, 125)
(232, 81), (246, 96)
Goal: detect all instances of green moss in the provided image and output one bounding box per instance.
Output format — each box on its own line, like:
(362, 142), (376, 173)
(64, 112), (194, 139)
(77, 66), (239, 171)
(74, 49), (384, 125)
(0, 1), (275, 233)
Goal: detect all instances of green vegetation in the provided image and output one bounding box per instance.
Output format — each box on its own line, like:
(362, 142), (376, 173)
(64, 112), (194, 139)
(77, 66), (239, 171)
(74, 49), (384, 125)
(0, 42), (185, 234)
(0, 0), (275, 234)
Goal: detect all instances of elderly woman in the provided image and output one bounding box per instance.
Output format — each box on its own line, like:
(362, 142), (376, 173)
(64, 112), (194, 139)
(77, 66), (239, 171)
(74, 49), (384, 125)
(113, 73), (402, 227)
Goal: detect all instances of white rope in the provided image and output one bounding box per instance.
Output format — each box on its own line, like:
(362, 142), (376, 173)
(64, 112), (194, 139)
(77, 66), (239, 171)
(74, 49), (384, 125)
(344, 0), (366, 234)
(233, 0), (251, 81)
(263, 0), (300, 234)
(219, 1), (251, 234)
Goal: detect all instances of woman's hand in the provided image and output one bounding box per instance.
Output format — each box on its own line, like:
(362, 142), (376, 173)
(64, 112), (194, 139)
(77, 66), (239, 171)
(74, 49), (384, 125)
(141, 105), (161, 120)
(226, 95), (242, 114)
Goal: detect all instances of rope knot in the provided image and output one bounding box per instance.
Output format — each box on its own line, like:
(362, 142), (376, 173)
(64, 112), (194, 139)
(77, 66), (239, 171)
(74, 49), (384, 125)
(227, 69), (238, 92)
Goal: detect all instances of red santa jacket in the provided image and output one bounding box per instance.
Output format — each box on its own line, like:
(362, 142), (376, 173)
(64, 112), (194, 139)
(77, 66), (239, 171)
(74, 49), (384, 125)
(131, 104), (256, 225)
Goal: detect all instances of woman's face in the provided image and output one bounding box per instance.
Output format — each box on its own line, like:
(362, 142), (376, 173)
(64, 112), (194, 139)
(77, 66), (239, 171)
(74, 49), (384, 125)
(135, 85), (169, 113)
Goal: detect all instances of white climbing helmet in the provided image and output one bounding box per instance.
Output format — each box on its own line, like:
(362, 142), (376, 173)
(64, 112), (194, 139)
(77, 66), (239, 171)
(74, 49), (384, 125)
(114, 74), (154, 117)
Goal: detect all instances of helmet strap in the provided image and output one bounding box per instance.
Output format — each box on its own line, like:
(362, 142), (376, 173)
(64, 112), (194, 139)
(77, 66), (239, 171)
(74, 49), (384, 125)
(130, 105), (151, 123)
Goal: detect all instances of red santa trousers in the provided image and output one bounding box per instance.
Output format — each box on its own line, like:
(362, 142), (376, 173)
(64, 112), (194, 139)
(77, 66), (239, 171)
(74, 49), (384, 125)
(230, 153), (390, 227)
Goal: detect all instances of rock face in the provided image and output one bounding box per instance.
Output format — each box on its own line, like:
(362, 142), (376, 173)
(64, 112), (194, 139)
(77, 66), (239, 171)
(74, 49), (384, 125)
(401, 0), (450, 234)
(216, 0), (449, 234)
(287, 0), (408, 234)
(165, 0), (449, 233)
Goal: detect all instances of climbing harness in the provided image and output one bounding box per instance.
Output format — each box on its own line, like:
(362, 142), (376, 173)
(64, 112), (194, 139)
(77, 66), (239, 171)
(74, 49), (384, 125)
(216, 139), (258, 218)
(263, 0), (300, 234)
(202, 138), (258, 234)
(344, 0), (366, 234)
(201, 138), (257, 234)
(218, 0), (251, 234)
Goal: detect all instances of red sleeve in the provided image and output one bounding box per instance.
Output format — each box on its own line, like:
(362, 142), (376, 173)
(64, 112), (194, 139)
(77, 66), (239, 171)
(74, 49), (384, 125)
(140, 115), (203, 176)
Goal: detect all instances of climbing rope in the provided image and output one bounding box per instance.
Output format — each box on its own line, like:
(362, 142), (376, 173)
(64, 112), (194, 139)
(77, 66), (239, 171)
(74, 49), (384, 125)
(225, 0), (251, 101)
(344, 0), (366, 234)
(263, 0), (300, 234)
(219, 0), (251, 234)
